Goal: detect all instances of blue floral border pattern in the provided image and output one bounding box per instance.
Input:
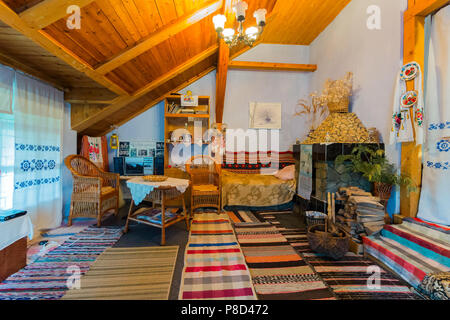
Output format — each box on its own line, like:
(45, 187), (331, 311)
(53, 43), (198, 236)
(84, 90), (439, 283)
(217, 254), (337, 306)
(20, 159), (57, 172)
(428, 121), (450, 131)
(426, 161), (449, 170)
(15, 144), (60, 152)
(437, 140), (450, 152)
(14, 176), (60, 190)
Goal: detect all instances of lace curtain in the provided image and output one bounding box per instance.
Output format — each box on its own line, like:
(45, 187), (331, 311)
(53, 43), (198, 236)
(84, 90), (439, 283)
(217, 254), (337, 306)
(417, 5), (450, 225)
(0, 65), (14, 210)
(12, 72), (64, 232)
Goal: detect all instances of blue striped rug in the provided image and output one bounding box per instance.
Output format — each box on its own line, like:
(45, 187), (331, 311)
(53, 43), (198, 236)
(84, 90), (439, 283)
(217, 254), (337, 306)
(0, 227), (122, 300)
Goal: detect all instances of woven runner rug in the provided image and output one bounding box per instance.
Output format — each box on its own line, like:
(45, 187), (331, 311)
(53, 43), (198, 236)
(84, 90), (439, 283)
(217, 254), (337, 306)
(0, 227), (122, 300)
(179, 213), (256, 300)
(233, 221), (335, 300)
(62, 246), (178, 300)
(251, 210), (421, 300)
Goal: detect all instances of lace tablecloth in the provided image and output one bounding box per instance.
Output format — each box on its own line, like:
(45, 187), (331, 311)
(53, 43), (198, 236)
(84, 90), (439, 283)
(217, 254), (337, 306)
(126, 177), (190, 206)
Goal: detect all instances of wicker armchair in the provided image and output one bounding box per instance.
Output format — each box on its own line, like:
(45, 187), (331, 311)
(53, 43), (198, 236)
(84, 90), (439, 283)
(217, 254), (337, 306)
(186, 155), (221, 215)
(65, 155), (119, 227)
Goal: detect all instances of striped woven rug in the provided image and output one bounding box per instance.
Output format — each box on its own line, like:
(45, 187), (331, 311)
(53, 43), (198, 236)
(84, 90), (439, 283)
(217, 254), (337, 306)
(0, 227), (122, 300)
(62, 246), (178, 300)
(233, 221), (335, 300)
(254, 210), (421, 300)
(179, 213), (256, 300)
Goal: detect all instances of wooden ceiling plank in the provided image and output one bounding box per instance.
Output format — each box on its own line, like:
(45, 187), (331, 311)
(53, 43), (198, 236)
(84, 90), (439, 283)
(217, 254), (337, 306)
(228, 61), (317, 72)
(0, 1), (128, 94)
(95, 0), (222, 75)
(72, 44), (219, 132)
(20, 0), (94, 29)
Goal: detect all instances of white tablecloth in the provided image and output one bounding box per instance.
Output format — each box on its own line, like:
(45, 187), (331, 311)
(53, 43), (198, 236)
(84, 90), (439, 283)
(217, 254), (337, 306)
(0, 215), (33, 251)
(126, 177), (190, 206)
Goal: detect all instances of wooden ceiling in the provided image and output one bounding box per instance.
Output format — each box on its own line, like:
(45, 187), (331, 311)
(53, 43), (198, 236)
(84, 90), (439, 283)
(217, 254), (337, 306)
(0, 0), (350, 136)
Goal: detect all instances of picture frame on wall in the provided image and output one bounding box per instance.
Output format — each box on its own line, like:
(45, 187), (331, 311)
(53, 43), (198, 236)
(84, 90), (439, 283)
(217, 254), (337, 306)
(249, 102), (282, 129)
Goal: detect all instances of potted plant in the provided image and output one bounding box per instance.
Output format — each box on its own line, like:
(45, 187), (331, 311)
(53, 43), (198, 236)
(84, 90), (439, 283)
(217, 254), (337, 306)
(335, 145), (416, 222)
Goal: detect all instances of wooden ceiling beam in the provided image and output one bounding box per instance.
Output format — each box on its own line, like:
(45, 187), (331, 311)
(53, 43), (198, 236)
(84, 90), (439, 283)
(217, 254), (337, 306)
(72, 45), (219, 132)
(228, 61), (317, 72)
(0, 1), (128, 95)
(215, 41), (229, 124)
(19, 0), (94, 30)
(95, 0), (223, 75)
(95, 66), (217, 137)
(406, 0), (449, 17)
(64, 87), (118, 104)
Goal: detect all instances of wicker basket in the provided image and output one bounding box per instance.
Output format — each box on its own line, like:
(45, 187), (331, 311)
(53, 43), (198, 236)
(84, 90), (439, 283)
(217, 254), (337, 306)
(305, 211), (327, 226)
(327, 97), (349, 113)
(307, 223), (349, 260)
(142, 175), (168, 182)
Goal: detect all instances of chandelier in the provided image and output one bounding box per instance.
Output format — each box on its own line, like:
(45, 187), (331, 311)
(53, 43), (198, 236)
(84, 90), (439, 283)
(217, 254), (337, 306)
(213, 1), (267, 48)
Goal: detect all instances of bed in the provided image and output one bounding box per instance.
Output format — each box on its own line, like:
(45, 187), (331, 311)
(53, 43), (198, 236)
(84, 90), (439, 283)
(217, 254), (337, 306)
(363, 217), (450, 299)
(221, 151), (296, 208)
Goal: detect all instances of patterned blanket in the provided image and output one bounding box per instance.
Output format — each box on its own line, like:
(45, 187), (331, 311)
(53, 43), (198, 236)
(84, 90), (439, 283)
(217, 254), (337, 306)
(363, 217), (450, 299)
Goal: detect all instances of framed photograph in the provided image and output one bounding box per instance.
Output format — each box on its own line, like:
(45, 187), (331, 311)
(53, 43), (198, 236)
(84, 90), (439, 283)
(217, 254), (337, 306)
(249, 102), (282, 129)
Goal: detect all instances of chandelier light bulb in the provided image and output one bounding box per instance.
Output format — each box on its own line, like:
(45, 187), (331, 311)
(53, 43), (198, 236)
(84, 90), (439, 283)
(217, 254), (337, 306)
(254, 8), (267, 27)
(213, 14), (226, 31)
(233, 1), (248, 22)
(223, 28), (235, 41)
(245, 26), (258, 40)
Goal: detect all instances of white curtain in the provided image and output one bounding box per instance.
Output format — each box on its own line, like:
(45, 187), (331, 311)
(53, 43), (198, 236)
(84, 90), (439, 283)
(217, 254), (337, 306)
(13, 73), (64, 233)
(417, 5), (450, 226)
(0, 65), (14, 210)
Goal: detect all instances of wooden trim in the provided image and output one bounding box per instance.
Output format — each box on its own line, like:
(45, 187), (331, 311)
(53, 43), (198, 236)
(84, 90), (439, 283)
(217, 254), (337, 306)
(228, 61), (317, 72)
(0, 50), (64, 90)
(95, 0), (223, 75)
(73, 46), (218, 132)
(400, 0), (448, 217)
(0, 1), (127, 95)
(97, 66), (216, 136)
(19, 0), (94, 30)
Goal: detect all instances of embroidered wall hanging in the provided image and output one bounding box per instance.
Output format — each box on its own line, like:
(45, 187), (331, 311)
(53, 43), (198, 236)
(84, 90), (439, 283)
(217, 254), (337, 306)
(389, 61), (425, 145)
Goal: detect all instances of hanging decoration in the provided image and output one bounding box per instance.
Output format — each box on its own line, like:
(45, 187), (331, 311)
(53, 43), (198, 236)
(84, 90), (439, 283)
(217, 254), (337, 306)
(389, 61), (424, 145)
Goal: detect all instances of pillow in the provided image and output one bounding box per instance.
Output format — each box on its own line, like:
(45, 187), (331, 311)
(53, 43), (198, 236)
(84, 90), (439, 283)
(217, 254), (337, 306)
(274, 165), (295, 180)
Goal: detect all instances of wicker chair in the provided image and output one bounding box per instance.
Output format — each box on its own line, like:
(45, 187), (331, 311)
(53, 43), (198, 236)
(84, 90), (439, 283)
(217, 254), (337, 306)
(65, 155), (119, 227)
(186, 155), (221, 215)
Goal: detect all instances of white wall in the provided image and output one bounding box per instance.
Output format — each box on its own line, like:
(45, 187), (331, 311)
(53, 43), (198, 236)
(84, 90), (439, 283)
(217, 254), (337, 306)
(309, 0), (408, 214)
(309, 0), (407, 162)
(182, 44), (313, 151)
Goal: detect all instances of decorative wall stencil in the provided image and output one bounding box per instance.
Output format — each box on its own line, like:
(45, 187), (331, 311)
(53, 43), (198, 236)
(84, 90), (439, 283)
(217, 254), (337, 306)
(249, 102), (282, 129)
(15, 144), (60, 152)
(14, 177), (61, 190)
(20, 159), (57, 172)
(437, 139), (450, 152)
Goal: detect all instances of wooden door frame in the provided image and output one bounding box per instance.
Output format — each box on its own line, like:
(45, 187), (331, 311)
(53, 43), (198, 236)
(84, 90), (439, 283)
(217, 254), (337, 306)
(400, 0), (449, 217)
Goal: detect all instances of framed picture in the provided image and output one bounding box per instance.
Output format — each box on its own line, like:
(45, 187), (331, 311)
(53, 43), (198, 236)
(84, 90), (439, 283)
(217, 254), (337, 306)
(249, 102), (282, 129)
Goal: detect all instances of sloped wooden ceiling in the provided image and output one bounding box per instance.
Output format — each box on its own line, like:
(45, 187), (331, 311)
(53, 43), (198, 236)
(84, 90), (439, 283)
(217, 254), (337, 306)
(0, 0), (350, 136)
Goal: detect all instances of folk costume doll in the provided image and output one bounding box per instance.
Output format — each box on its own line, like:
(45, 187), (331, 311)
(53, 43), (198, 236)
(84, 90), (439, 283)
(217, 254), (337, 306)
(389, 62), (425, 145)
